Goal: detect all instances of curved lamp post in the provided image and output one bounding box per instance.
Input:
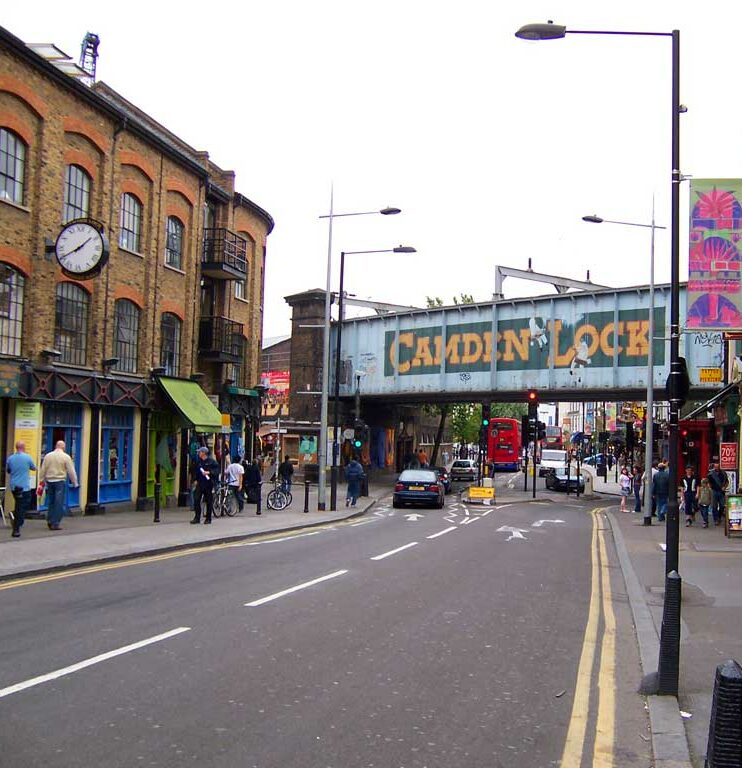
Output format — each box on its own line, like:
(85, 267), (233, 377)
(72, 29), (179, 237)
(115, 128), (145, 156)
(583, 207), (666, 528)
(518, 20), (683, 696)
(317, 198), (401, 511)
(331, 245), (417, 510)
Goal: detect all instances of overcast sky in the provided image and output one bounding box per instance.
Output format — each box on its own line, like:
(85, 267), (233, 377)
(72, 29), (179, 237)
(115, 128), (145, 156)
(6, 1), (742, 339)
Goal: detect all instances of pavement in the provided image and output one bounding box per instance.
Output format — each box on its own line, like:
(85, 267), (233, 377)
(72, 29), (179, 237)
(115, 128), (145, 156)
(2, 466), (740, 767)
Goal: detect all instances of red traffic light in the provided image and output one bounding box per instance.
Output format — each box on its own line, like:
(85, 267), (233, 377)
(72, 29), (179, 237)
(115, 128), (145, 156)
(527, 389), (538, 402)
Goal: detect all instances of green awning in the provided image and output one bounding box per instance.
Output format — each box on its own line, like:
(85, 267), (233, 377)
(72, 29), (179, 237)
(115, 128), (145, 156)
(157, 377), (222, 432)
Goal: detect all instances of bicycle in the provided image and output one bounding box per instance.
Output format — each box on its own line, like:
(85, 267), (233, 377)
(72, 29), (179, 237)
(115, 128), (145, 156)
(212, 482), (239, 518)
(266, 478), (292, 510)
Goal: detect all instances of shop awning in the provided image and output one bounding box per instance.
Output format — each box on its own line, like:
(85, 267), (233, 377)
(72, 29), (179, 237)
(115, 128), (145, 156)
(684, 382), (738, 420)
(157, 377), (223, 432)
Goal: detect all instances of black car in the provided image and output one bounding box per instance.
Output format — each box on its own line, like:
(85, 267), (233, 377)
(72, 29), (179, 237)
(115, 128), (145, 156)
(545, 467), (586, 492)
(432, 466), (452, 494)
(393, 469), (445, 509)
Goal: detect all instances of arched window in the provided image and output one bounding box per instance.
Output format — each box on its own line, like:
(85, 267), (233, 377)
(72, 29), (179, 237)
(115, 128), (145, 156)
(0, 129), (27, 205)
(113, 299), (140, 373)
(165, 216), (184, 269)
(235, 234), (253, 300)
(0, 264), (25, 356)
(119, 193), (143, 252)
(54, 283), (89, 365)
(160, 312), (181, 376)
(63, 164), (91, 222)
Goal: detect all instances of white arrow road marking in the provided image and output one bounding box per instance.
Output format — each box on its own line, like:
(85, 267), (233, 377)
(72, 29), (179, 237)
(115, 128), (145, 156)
(371, 542), (418, 561)
(427, 526), (458, 539)
(497, 525), (529, 541)
(0, 627), (191, 699)
(405, 513), (424, 521)
(246, 570), (348, 606)
(532, 519), (565, 528)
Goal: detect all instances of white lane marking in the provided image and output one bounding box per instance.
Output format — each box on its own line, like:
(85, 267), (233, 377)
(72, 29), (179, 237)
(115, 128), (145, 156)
(427, 526), (457, 539)
(480, 509), (492, 517)
(463, 509), (470, 516)
(494, 504), (513, 510)
(0, 627), (191, 699)
(460, 517), (475, 525)
(374, 510), (386, 517)
(497, 525), (529, 541)
(350, 519), (376, 527)
(405, 513), (424, 521)
(659, 543), (667, 552)
(370, 542), (418, 561)
(532, 519), (565, 528)
(247, 531), (322, 545)
(246, 570), (348, 607)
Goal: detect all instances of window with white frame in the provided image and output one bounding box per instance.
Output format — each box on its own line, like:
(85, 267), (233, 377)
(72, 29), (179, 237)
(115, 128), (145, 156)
(63, 164), (91, 223)
(113, 299), (140, 373)
(160, 312), (181, 376)
(235, 235), (252, 299)
(119, 192), (143, 252)
(0, 129), (26, 205)
(165, 216), (184, 269)
(0, 264), (25, 356)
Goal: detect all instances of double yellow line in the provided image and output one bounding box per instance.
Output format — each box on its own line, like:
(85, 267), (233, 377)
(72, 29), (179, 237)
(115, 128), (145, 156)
(560, 507), (617, 767)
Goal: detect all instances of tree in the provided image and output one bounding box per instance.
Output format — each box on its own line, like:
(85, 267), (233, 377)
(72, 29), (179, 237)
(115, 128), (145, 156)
(453, 293), (475, 305)
(426, 294), (475, 307)
(490, 403), (527, 419)
(449, 403), (481, 445)
(425, 296), (444, 307)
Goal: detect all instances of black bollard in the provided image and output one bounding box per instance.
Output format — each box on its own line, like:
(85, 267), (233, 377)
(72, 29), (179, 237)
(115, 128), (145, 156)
(256, 482), (262, 515)
(153, 482), (161, 523)
(304, 480), (310, 513)
(706, 659), (742, 767)
(657, 570), (682, 696)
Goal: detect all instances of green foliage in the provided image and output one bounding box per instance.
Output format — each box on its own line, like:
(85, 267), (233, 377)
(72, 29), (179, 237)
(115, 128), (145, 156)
(425, 296), (444, 307)
(453, 293), (475, 305)
(426, 294), (475, 308)
(490, 402), (527, 419)
(449, 403), (481, 444)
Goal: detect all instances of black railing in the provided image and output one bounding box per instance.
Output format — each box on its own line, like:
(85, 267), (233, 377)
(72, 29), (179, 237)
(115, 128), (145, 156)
(198, 316), (244, 361)
(202, 228), (247, 275)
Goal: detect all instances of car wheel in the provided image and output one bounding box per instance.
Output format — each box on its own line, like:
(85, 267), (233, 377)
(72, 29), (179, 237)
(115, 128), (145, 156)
(393, 500), (401, 509)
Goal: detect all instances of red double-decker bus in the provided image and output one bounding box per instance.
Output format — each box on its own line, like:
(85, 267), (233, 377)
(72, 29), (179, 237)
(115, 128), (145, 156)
(487, 417), (522, 471)
(543, 425), (564, 449)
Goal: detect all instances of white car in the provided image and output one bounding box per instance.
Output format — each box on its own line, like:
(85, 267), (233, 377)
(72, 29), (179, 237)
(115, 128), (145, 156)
(450, 459), (478, 481)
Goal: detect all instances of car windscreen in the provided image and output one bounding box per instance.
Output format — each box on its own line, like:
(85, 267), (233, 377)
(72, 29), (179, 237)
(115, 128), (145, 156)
(541, 450), (567, 462)
(399, 470), (437, 482)
(452, 461), (471, 468)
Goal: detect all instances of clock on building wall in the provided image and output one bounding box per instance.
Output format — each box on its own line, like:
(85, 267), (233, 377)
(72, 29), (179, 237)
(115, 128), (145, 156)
(54, 219), (110, 279)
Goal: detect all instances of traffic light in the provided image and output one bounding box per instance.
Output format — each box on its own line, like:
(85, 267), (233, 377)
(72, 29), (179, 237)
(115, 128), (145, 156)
(527, 389), (538, 407)
(353, 420), (367, 450)
(481, 403), (491, 428)
(537, 421), (547, 441)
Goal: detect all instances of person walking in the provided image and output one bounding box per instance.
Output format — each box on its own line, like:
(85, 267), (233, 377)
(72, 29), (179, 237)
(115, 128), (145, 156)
(697, 477), (713, 528)
(632, 465), (642, 513)
(652, 462), (670, 522)
(708, 461), (729, 526)
(225, 454), (245, 514)
(618, 466), (632, 512)
(417, 447), (429, 468)
(190, 446), (219, 524)
(38, 440), (78, 531)
(345, 455), (364, 507)
(6, 441), (36, 538)
(681, 465), (699, 527)
(278, 455), (294, 493)
(244, 458), (262, 507)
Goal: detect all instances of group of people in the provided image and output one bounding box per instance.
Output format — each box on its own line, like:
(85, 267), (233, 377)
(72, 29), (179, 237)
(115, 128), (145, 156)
(617, 459), (729, 528)
(404, 447), (430, 469)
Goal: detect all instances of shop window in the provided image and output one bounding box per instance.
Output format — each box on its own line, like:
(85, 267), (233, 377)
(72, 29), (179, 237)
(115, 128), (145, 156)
(0, 264), (24, 356)
(100, 407), (133, 504)
(54, 282), (89, 365)
(0, 128), (26, 205)
(63, 164), (91, 223)
(113, 299), (140, 373)
(119, 192), (142, 252)
(160, 312), (181, 376)
(165, 215), (184, 269)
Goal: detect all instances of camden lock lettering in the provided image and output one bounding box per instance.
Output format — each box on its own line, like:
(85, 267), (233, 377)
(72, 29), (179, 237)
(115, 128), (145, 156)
(384, 308), (665, 376)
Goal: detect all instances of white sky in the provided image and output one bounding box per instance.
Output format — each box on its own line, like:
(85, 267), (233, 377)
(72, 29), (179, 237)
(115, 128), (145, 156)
(6, 1), (742, 338)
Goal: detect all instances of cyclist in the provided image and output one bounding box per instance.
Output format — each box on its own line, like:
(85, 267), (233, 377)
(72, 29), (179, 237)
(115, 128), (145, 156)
(278, 455), (294, 494)
(225, 454), (245, 514)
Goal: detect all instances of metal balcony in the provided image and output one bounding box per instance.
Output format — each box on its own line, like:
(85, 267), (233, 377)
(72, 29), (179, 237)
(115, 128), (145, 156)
(201, 228), (247, 280)
(198, 316), (244, 362)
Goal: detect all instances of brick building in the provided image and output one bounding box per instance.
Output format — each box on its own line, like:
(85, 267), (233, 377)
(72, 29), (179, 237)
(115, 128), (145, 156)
(0, 26), (273, 512)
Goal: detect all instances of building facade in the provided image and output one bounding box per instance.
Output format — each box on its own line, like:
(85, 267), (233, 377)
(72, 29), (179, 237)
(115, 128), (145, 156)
(0, 26), (273, 512)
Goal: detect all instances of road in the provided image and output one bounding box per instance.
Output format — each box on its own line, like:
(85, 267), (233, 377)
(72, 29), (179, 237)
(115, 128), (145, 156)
(0, 478), (651, 767)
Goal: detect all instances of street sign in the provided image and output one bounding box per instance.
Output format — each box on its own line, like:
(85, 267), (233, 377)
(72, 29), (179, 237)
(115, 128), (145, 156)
(700, 367), (722, 383)
(469, 486), (494, 499)
(271, 428), (288, 434)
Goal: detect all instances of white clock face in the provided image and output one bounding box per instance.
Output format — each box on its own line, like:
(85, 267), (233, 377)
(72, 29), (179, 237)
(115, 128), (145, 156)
(55, 222), (105, 275)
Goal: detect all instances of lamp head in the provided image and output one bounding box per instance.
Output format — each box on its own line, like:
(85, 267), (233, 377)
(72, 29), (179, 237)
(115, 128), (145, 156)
(380, 207), (401, 216)
(582, 215), (604, 224)
(102, 357), (119, 369)
(515, 21), (567, 40)
(393, 245), (416, 254)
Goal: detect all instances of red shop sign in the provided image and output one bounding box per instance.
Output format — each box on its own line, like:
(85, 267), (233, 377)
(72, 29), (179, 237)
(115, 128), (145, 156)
(720, 442), (738, 471)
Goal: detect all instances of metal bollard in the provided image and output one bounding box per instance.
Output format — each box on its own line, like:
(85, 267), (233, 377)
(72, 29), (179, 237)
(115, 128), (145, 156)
(256, 482), (262, 515)
(706, 659), (742, 767)
(657, 570), (682, 696)
(304, 479), (310, 513)
(153, 482), (161, 523)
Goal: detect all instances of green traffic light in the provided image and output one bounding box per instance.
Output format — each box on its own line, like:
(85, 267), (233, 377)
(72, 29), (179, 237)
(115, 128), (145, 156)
(353, 439), (362, 448)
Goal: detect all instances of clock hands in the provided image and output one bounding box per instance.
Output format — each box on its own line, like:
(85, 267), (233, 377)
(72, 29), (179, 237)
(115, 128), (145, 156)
(64, 236), (94, 257)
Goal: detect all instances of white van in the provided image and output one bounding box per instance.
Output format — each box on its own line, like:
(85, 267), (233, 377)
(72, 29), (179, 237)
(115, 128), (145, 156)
(539, 449), (568, 477)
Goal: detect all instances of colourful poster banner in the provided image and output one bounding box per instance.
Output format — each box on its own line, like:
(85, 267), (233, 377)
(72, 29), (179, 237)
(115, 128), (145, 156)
(688, 179), (742, 330)
(13, 402), (40, 479)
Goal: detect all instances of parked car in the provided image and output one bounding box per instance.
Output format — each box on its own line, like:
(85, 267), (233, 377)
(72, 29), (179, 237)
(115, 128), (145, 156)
(450, 459), (478, 482)
(545, 467), (586, 492)
(432, 466), (452, 494)
(393, 469), (445, 509)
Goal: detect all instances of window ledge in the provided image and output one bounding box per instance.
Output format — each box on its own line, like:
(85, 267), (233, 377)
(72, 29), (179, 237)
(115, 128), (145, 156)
(119, 245), (144, 258)
(164, 263), (186, 276)
(235, 296), (250, 304)
(0, 197), (30, 214)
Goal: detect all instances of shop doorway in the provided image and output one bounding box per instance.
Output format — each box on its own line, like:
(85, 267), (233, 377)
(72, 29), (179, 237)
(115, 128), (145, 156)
(41, 404), (82, 511)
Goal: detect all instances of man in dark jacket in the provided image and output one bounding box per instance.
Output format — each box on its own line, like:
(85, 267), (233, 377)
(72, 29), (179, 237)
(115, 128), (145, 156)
(345, 456), (364, 507)
(244, 458), (262, 506)
(708, 461), (729, 526)
(191, 446), (219, 524)
(652, 463), (670, 522)
(278, 456), (294, 492)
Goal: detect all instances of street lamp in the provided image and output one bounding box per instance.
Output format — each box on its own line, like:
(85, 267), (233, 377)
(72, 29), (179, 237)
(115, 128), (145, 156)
(330, 245), (417, 510)
(518, 21), (683, 696)
(583, 206), (666, 527)
(317, 195), (401, 511)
